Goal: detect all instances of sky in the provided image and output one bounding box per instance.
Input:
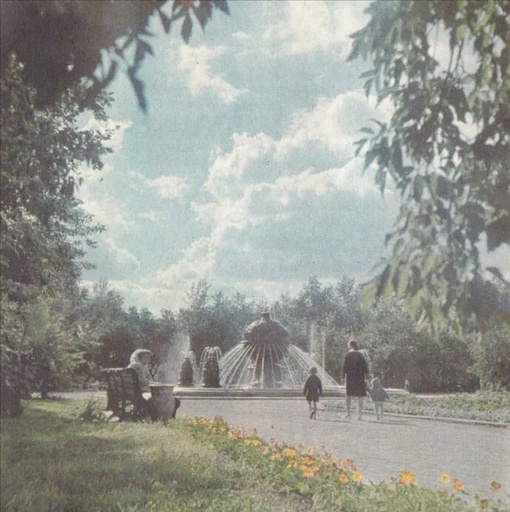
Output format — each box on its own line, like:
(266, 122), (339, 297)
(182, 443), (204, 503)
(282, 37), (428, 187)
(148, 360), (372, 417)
(76, 0), (508, 315)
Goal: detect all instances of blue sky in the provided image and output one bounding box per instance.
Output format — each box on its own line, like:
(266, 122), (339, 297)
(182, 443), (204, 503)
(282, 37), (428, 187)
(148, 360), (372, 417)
(76, 2), (415, 312)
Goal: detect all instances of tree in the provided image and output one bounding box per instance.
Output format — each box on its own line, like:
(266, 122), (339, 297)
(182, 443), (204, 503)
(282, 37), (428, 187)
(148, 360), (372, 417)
(1, 60), (110, 299)
(1, 60), (114, 407)
(0, 1), (230, 112)
(350, 0), (510, 333)
(178, 281), (259, 359)
(469, 327), (510, 389)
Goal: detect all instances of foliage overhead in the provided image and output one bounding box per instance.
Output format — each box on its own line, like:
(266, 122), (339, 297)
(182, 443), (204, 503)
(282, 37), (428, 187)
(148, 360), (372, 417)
(1, 61), (110, 302)
(0, 0), (229, 112)
(350, 0), (510, 333)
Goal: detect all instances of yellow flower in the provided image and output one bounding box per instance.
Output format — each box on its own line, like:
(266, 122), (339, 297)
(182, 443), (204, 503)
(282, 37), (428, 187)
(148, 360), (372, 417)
(454, 479), (464, 491)
(283, 448), (297, 458)
(352, 471), (363, 483)
(480, 499), (488, 509)
(244, 439), (252, 446)
(399, 471), (416, 485)
(262, 446), (270, 455)
(271, 453), (282, 461)
(439, 473), (451, 484)
(339, 473), (349, 484)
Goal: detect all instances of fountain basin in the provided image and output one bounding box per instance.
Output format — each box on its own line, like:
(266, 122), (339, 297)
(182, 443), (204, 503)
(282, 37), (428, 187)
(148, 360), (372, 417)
(172, 386), (409, 399)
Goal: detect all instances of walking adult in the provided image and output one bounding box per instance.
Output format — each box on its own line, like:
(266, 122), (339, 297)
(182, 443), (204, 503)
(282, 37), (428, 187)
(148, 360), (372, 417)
(341, 339), (369, 420)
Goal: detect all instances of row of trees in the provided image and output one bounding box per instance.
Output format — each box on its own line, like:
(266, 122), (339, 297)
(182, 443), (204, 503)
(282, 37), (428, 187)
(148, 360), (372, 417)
(12, 275), (506, 396)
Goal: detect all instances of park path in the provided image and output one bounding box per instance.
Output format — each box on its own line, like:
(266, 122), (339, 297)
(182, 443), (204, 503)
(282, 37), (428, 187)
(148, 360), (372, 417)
(179, 398), (510, 502)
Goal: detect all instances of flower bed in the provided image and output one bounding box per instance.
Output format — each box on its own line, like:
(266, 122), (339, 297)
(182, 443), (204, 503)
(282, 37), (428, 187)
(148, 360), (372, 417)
(178, 415), (507, 511)
(326, 391), (510, 424)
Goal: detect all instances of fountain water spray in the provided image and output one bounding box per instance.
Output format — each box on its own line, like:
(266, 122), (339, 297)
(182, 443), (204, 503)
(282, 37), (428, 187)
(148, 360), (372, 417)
(219, 313), (340, 390)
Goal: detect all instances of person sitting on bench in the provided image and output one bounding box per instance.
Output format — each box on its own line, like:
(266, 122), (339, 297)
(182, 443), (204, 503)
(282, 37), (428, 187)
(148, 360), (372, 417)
(127, 349), (157, 420)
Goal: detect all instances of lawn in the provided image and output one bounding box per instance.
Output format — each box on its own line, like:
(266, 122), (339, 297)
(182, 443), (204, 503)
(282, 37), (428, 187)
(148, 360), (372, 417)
(0, 398), (506, 512)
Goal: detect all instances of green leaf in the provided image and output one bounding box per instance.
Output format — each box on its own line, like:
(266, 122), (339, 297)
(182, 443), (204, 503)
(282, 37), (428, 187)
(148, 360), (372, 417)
(181, 15), (192, 43)
(486, 216), (510, 251)
(158, 10), (172, 34)
(127, 68), (147, 113)
(213, 0), (230, 14)
(413, 175), (425, 201)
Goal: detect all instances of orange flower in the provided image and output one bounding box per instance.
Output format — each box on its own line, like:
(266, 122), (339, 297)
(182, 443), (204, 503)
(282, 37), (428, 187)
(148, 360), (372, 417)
(340, 458), (353, 468)
(302, 466), (315, 478)
(339, 473), (349, 484)
(454, 479), (464, 491)
(439, 473), (451, 484)
(491, 481), (502, 490)
(352, 471), (363, 483)
(399, 471), (416, 485)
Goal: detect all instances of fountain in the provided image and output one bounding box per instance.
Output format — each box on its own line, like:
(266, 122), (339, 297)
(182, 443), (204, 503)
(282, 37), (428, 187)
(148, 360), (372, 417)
(200, 346), (222, 387)
(219, 313), (340, 394)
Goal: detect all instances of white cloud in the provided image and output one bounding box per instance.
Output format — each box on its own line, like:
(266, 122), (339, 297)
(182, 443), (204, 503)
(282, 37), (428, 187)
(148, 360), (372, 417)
(147, 175), (191, 201)
(153, 89), (398, 303)
(79, 118), (132, 152)
(155, 237), (215, 289)
(277, 91), (389, 158)
(232, 31), (251, 41)
(137, 211), (163, 223)
(263, 1), (371, 58)
(204, 91), (392, 200)
(104, 237), (140, 267)
(178, 45), (248, 103)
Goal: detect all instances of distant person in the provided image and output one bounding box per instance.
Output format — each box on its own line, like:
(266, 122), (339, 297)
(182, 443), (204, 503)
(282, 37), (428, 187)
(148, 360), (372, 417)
(368, 377), (390, 420)
(303, 367), (322, 419)
(128, 349), (157, 420)
(341, 339), (369, 420)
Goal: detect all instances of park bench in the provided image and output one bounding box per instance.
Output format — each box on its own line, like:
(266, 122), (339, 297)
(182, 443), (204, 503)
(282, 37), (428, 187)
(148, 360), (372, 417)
(101, 368), (181, 422)
(101, 367), (146, 421)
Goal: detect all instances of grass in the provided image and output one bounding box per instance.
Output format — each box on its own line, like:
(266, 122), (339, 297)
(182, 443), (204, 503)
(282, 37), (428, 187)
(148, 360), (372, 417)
(326, 391), (510, 423)
(1, 398), (507, 512)
(1, 399), (311, 512)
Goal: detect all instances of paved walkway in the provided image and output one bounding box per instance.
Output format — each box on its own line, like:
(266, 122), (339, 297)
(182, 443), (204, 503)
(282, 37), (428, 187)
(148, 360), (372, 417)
(179, 398), (509, 502)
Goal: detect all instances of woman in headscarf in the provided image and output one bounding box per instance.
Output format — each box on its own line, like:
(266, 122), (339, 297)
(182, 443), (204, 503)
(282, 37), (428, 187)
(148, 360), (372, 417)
(128, 349), (153, 392)
(127, 349), (156, 420)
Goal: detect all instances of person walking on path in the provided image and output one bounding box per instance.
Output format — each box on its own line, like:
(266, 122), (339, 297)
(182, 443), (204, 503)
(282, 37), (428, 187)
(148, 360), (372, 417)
(341, 339), (369, 420)
(368, 376), (390, 420)
(303, 367), (322, 419)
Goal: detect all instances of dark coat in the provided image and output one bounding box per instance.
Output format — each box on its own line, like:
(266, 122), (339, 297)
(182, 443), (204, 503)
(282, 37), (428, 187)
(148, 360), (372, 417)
(303, 374), (322, 402)
(369, 378), (390, 402)
(342, 350), (368, 397)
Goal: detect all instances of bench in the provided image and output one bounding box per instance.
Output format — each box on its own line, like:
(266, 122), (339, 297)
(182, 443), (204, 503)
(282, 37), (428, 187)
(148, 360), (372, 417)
(101, 367), (146, 421)
(100, 368), (181, 422)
